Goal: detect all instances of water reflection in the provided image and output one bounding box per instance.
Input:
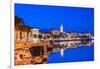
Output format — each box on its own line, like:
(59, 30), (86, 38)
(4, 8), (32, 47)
(51, 39), (93, 57)
(31, 39), (94, 64)
(15, 39), (94, 65)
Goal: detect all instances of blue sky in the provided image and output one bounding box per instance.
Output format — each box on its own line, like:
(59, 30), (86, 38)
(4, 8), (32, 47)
(15, 3), (94, 33)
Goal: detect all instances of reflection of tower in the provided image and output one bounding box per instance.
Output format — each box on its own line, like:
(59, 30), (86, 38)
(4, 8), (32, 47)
(60, 48), (64, 57)
(60, 24), (63, 32)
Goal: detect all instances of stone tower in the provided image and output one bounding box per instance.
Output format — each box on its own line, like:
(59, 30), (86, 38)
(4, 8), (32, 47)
(60, 24), (63, 32)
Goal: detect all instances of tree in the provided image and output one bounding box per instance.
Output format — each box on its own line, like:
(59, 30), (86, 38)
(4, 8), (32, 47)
(15, 16), (31, 42)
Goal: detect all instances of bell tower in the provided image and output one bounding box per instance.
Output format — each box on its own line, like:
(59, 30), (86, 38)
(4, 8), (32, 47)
(60, 24), (63, 32)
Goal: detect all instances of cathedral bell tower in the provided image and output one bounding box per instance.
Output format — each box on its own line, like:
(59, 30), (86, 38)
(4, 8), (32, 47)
(60, 24), (63, 33)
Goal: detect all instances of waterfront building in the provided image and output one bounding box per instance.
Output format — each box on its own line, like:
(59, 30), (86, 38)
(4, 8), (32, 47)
(31, 28), (40, 42)
(31, 28), (39, 37)
(50, 29), (60, 35)
(40, 32), (51, 41)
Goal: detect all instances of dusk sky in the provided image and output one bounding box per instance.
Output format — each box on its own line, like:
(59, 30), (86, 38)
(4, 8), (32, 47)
(15, 3), (94, 33)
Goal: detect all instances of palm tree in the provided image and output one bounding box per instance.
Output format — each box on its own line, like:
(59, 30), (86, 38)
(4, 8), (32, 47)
(15, 16), (25, 30)
(23, 25), (31, 41)
(15, 16), (31, 42)
(15, 16), (24, 42)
